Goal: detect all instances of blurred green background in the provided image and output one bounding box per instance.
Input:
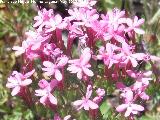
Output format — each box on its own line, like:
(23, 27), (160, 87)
(0, 0), (160, 119)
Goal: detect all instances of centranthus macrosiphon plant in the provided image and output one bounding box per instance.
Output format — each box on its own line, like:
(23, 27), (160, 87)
(6, 0), (160, 120)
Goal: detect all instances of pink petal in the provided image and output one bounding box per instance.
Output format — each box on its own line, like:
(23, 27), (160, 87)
(81, 48), (91, 65)
(88, 100), (98, 109)
(21, 79), (32, 86)
(131, 104), (144, 111)
(114, 35), (125, 43)
(55, 14), (62, 24)
(134, 28), (145, 34)
(77, 70), (83, 79)
(43, 61), (54, 67)
(82, 67), (94, 77)
(116, 104), (128, 112)
(55, 69), (62, 81)
(40, 95), (48, 105)
(24, 69), (35, 78)
(73, 100), (84, 106)
(57, 56), (68, 67)
(49, 93), (57, 105)
(130, 57), (138, 67)
(11, 86), (20, 96)
(125, 107), (132, 117)
(6, 83), (16, 88)
(83, 102), (90, 110)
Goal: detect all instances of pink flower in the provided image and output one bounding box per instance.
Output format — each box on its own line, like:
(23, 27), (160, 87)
(42, 56), (68, 81)
(127, 70), (152, 86)
(35, 79), (58, 106)
(116, 103), (144, 117)
(73, 85), (98, 110)
(120, 42), (147, 67)
(67, 47), (94, 79)
(33, 8), (53, 31)
(97, 43), (120, 68)
(68, 8), (99, 27)
(116, 89), (144, 117)
(6, 70), (35, 96)
(45, 14), (66, 33)
(101, 9), (126, 30)
(125, 16), (145, 34)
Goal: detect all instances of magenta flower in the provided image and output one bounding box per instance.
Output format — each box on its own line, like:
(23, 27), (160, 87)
(97, 43), (120, 68)
(125, 16), (145, 34)
(116, 89), (144, 117)
(42, 56), (68, 81)
(116, 103), (144, 117)
(73, 85), (98, 110)
(33, 8), (54, 31)
(120, 42), (147, 67)
(35, 79), (58, 106)
(6, 70), (35, 96)
(67, 47), (94, 79)
(101, 9), (126, 30)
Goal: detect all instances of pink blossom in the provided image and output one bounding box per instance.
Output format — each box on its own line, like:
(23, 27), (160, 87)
(97, 43), (120, 68)
(68, 8), (99, 27)
(6, 70), (35, 96)
(116, 103), (144, 117)
(101, 9), (126, 30)
(33, 8), (53, 31)
(35, 79), (58, 105)
(42, 56), (68, 81)
(67, 47), (94, 79)
(120, 42), (147, 67)
(125, 16), (145, 34)
(73, 85), (98, 110)
(116, 89), (144, 117)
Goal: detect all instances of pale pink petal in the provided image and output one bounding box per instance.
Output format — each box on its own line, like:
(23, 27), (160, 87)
(114, 35), (125, 43)
(40, 95), (48, 105)
(82, 67), (94, 77)
(24, 69), (35, 78)
(57, 56), (68, 67)
(81, 48), (91, 65)
(83, 102), (90, 110)
(116, 104), (128, 112)
(134, 28), (145, 34)
(55, 14), (62, 24)
(21, 79), (32, 86)
(6, 83), (16, 88)
(73, 100), (84, 106)
(49, 93), (57, 105)
(131, 104), (144, 111)
(11, 86), (20, 96)
(136, 18), (144, 26)
(55, 69), (62, 81)
(64, 115), (71, 120)
(130, 57), (138, 67)
(77, 70), (83, 79)
(88, 100), (99, 109)
(43, 61), (54, 67)
(125, 107), (132, 117)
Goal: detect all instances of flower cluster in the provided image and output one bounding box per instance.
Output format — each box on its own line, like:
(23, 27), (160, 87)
(6, 0), (159, 119)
